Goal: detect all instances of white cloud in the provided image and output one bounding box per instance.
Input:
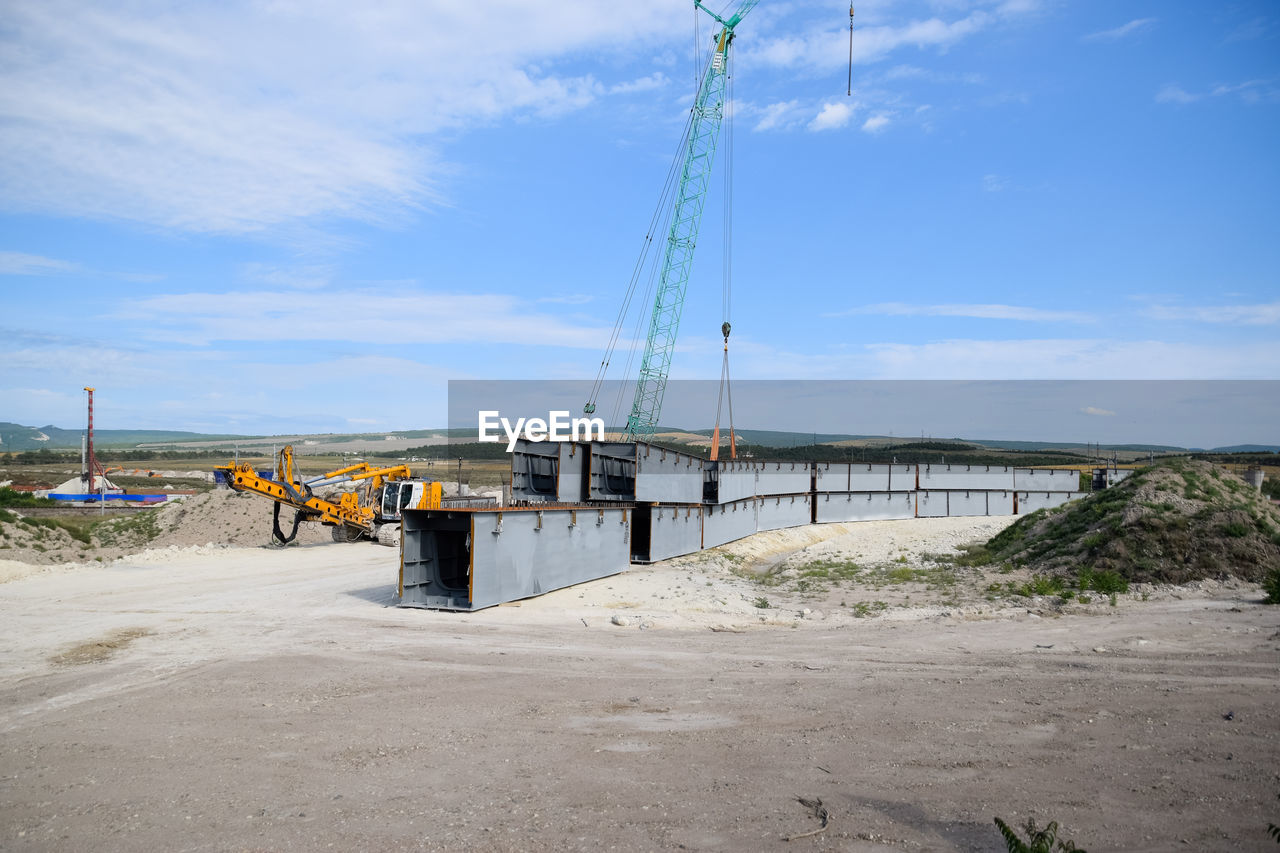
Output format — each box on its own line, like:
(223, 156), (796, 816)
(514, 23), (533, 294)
(982, 174), (1008, 192)
(1083, 18), (1157, 42)
(610, 73), (670, 95)
(1081, 406), (1116, 416)
(860, 339), (1280, 379)
(0, 331), (462, 432)
(118, 288), (617, 350)
(1146, 301), (1280, 325)
(809, 102), (854, 131)
(861, 114), (891, 133)
(719, 336), (1280, 381)
(1156, 84), (1199, 104)
(753, 100), (806, 132)
(831, 302), (1095, 323)
(748, 2), (1037, 75)
(239, 263), (334, 290)
(1157, 79), (1280, 105)
(0, 251), (78, 275)
(0, 1), (690, 234)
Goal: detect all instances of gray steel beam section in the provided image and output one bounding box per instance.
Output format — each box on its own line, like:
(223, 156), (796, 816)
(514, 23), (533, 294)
(944, 490), (989, 516)
(916, 490), (947, 517)
(399, 506), (630, 611)
(849, 464), (892, 491)
(1016, 491), (1086, 514)
(756, 493), (812, 532)
(755, 461), (811, 497)
(886, 464), (916, 490)
(988, 490), (1014, 515)
(814, 491), (915, 522)
(556, 442), (586, 503)
(509, 439), (560, 501)
(702, 497), (758, 548)
(1014, 468), (1078, 491)
(943, 490), (987, 516)
(642, 504), (704, 562)
(919, 463), (1015, 491)
(586, 442), (638, 501)
(814, 463), (904, 492)
(510, 440), (588, 502)
(634, 442), (705, 503)
(813, 462), (849, 492)
(711, 459), (759, 504)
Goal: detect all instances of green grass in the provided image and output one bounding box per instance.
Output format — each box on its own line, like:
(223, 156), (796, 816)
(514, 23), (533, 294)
(0, 487), (56, 509)
(1080, 532), (1107, 549)
(955, 543), (997, 567)
(866, 564), (958, 591)
(989, 568), (1130, 600)
(1078, 567), (1128, 594)
(848, 600), (888, 618)
(95, 510), (161, 546)
(16, 515), (96, 544)
(794, 558), (861, 582)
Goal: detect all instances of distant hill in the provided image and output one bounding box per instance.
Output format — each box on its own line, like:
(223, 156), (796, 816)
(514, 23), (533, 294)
(0, 421), (454, 454)
(0, 422), (243, 452)
(679, 428), (872, 448)
(967, 438), (1189, 453)
(5, 419), (1269, 456)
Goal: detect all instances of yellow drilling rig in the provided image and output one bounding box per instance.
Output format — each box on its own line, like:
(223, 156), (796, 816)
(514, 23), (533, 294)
(216, 445), (441, 546)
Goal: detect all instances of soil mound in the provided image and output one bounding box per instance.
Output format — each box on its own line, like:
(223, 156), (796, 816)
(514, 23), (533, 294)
(0, 489), (332, 567)
(983, 459), (1280, 584)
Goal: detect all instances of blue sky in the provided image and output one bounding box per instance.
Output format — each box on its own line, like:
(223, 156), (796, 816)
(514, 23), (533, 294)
(2, 0), (1277, 438)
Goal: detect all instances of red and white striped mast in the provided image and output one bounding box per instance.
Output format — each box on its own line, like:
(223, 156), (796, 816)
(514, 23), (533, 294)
(84, 386), (99, 493)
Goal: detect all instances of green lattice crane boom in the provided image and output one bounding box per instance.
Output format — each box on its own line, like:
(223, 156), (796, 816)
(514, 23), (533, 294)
(623, 0), (757, 441)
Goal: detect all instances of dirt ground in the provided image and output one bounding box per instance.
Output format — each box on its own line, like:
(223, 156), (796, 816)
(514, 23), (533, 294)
(1, 517), (1278, 852)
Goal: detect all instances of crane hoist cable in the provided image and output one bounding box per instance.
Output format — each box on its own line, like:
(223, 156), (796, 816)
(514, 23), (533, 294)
(584, 0), (757, 439)
(711, 46), (737, 462)
(709, 321), (737, 460)
(847, 5), (855, 96)
(585, 110), (696, 418)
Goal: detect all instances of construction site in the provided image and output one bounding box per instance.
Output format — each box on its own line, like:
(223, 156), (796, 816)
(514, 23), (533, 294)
(3, 2), (1280, 851)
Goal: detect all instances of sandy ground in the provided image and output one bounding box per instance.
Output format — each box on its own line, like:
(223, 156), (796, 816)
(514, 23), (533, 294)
(1, 517), (1278, 851)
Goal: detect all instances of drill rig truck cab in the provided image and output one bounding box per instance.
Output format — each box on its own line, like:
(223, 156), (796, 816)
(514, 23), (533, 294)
(216, 445), (442, 546)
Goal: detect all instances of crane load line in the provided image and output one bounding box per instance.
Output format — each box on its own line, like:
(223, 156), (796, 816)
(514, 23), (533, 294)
(585, 0), (757, 437)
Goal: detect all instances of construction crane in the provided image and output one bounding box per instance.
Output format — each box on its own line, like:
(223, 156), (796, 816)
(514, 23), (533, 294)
(586, 0), (757, 441)
(216, 445), (442, 546)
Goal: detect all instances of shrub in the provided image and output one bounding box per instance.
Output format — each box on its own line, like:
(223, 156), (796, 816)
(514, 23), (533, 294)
(0, 487), (56, 509)
(1221, 521), (1250, 538)
(1264, 566), (1280, 605)
(1081, 569), (1128, 594)
(993, 816), (1086, 852)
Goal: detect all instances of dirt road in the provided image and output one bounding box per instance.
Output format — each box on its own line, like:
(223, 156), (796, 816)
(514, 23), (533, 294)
(1, 527), (1277, 851)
